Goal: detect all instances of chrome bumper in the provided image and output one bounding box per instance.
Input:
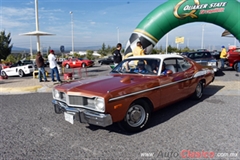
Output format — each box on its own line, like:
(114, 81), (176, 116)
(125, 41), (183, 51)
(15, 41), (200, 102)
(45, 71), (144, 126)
(213, 67), (218, 72)
(52, 99), (113, 127)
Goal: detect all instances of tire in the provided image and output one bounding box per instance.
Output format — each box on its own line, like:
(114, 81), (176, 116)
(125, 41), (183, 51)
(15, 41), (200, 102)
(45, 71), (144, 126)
(65, 64), (70, 69)
(1, 71), (7, 77)
(82, 63), (86, 68)
(119, 99), (151, 133)
(54, 105), (63, 114)
(19, 69), (25, 77)
(100, 61), (103, 65)
(233, 63), (238, 71)
(191, 81), (203, 100)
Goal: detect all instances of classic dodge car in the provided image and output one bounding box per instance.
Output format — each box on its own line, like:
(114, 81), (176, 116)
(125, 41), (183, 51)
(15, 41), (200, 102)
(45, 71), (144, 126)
(52, 54), (215, 132)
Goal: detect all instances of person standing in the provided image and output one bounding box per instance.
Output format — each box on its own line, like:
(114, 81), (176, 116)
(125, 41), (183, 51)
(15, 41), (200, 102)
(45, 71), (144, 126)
(133, 41), (145, 56)
(220, 46), (227, 69)
(112, 43), (122, 66)
(48, 50), (62, 83)
(124, 41), (146, 59)
(35, 51), (48, 82)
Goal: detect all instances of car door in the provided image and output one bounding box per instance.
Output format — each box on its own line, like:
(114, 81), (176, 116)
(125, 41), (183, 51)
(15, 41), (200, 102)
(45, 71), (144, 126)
(176, 58), (195, 96)
(70, 58), (78, 68)
(4, 64), (19, 76)
(159, 58), (195, 106)
(159, 58), (184, 106)
(76, 58), (83, 67)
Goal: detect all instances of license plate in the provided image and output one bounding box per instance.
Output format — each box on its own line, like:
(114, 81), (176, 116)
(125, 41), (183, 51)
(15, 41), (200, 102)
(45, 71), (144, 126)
(64, 112), (74, 124)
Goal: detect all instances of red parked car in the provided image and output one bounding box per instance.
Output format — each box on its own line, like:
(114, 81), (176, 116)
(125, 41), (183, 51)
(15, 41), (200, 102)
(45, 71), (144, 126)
(62, 58), (94, 68)
(226, 47), (240, 71)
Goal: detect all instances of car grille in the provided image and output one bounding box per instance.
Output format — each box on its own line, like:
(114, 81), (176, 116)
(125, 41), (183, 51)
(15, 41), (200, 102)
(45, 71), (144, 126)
(68, 95), (88, 105)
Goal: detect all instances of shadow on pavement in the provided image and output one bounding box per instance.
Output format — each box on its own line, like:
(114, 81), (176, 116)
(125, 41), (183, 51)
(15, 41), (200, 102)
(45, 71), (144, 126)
(86, 85), (224, 135)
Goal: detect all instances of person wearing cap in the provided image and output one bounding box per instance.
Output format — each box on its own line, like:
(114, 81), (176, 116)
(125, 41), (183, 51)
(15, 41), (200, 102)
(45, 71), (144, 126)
(220, 46), (227, 69)
(132, 60), (148, 73)
(48, 50), (62, 83)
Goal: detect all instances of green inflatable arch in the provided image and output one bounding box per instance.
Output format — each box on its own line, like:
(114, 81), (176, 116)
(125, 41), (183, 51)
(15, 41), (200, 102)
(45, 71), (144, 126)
(124, 0), (240, 55)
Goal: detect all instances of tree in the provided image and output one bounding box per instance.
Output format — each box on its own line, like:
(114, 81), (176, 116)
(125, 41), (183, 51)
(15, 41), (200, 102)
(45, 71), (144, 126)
(97, 43), (107, 57)
(73, 53), (81, 58)
(86, 50), (94, 60)
(5, 54), (17, 63)
(182, 46), (191, 53)
(0, 30), (13, 60)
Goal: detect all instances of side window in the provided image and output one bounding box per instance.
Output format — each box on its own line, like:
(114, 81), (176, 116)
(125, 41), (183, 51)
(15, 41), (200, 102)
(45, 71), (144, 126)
(177, 58), (192, 71)
(163, 59), (177, 73)
(188, 53), (194, 59)
(195, 52), (204, 58)
(205, 52), (211, 58)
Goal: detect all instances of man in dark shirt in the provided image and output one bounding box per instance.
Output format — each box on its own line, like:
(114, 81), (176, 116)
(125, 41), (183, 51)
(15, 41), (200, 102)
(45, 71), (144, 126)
(112, 43), (122, 67)
(35, 51), (48, 82)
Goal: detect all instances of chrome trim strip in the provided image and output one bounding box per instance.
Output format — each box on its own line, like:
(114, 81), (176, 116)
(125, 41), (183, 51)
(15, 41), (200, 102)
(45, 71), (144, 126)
(109, 76), (193, 102)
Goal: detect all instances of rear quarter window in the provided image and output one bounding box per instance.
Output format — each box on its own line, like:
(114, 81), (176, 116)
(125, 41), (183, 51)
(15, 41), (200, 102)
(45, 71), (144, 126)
(177, 58), (192, 71)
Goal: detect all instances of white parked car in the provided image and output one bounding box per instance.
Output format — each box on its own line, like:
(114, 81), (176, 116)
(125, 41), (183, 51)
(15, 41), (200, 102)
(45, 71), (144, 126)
(1, 61), (35, 77)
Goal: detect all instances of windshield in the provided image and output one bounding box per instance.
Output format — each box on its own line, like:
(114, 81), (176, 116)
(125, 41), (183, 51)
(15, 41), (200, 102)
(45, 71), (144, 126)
(111, 58), (161, 75)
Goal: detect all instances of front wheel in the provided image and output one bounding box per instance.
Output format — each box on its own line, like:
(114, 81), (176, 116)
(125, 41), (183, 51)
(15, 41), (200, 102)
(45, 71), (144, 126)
(191, 81), (203, 100)
(233, 63), (238, 71)
(82, 63), (86, 68)
(119, 99), (151, 133)
(54, 105), (63, 114)
(19, 70), (25, 77)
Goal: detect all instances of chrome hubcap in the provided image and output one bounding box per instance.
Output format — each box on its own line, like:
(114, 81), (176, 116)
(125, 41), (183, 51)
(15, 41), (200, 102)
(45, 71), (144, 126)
(196, 83), (202, 97)
(126, 105), (145, 127)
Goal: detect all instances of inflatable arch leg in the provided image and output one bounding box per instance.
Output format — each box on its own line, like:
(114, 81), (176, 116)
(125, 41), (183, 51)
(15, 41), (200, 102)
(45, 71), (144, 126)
(124, 0), (240, 55)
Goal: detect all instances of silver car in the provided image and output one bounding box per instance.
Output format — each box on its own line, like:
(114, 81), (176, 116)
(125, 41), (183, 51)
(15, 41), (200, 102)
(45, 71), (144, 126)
(187, 51), (218, 72)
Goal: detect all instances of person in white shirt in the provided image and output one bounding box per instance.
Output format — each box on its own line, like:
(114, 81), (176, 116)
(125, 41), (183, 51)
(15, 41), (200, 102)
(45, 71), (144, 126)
(48, 50), (62, 83)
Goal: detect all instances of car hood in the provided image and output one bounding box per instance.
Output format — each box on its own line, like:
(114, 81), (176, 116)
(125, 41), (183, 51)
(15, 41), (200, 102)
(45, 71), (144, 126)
(55, 74), (157, 98)
(194, 58), (216, 62)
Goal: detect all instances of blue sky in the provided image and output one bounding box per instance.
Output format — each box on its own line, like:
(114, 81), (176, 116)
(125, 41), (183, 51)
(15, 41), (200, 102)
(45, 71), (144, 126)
(0, 0), (239, 52)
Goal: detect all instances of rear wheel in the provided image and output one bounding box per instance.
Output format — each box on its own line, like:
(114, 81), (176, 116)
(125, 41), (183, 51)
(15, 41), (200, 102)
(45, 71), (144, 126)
(1, 71), (7, 77)
(233, 63), (238, 71)
(191, 81), (203, 100)
(82, 63), (86, 68)
(119, 99), (151, 133)
(19, 69), (25, 77)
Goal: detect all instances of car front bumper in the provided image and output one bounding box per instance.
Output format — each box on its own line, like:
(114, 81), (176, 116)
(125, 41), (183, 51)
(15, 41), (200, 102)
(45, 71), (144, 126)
(52, 99), (113, 127)
(213, 67), (218, 72)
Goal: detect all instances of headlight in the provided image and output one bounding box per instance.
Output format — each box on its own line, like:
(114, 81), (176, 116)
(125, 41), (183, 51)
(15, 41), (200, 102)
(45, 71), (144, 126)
(94, 97), (105, 112)
(208, 62), (216, 66)
(53, 89), (66, 101)
(52, 89), (60, 98)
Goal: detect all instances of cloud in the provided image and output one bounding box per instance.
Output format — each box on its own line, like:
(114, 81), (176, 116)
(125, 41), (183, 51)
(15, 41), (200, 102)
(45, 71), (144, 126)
(2, 7), (34, 18)
(1, 7), (34, 30)
(90, 21), (96, 25)
(25, 1), (34, 5)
